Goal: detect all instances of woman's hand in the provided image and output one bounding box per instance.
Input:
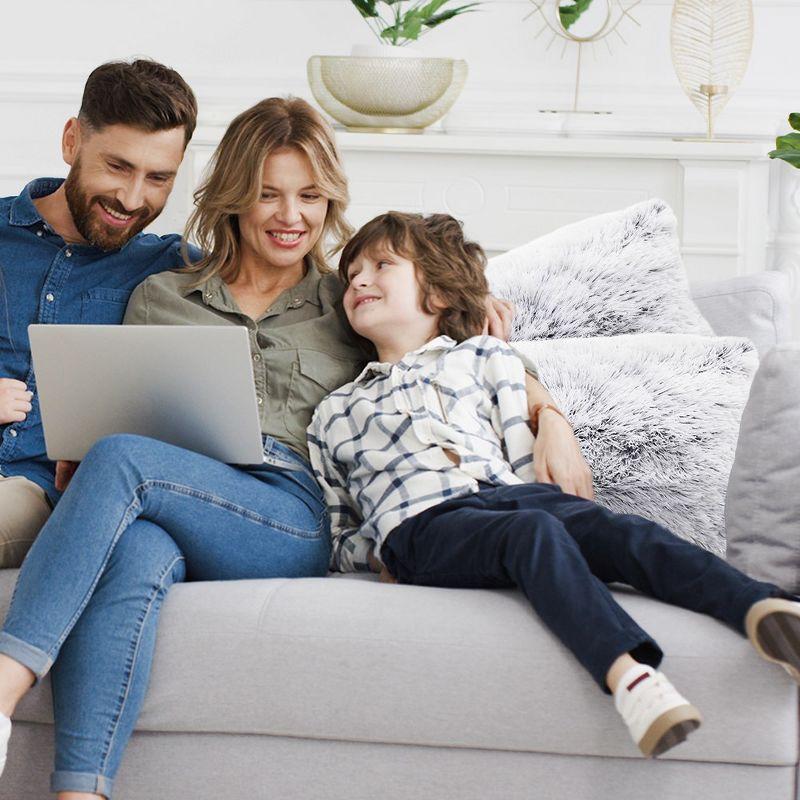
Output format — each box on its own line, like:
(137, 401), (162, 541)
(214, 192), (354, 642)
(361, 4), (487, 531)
(482, 296), (515, 341)
(0, 378), (33, 424)
(55, 460), (80, 492)
(533, 410), (595, 500)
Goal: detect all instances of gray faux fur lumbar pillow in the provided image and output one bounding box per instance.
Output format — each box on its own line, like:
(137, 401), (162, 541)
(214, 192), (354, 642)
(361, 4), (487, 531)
(488, 199), (713, 340)
(514, 334), (758, 556)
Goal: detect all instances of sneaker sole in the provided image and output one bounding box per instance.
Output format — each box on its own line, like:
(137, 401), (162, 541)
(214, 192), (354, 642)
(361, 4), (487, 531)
(746, 598), (800, 683)
(639, 704), (702, 758)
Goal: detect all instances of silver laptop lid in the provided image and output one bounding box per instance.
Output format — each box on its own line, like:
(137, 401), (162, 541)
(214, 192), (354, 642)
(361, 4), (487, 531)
(29, 324), (265, 465)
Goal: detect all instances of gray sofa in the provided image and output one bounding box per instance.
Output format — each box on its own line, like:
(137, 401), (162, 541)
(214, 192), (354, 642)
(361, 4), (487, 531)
(1, 271), (797, 800)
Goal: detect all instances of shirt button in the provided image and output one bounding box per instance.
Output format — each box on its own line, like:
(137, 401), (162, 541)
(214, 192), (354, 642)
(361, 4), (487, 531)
(253, 353), (262, 362)
(257, 395), (264, 406)
(8, 429), (17, 437)
(204, 292), (213, 301)
(36, 230), (43, 237)
(46, 293), (55, 302)
(65, 249), (72, 258)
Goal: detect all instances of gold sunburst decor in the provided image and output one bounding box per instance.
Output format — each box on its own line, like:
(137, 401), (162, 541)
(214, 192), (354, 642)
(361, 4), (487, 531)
(670, 0), (754, 140)
(525, 1), (643, 114)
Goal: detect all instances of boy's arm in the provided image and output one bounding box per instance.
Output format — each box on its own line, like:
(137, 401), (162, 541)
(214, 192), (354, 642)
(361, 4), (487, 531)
(307, 428), (374, 573)
(523, 372), (595, 500)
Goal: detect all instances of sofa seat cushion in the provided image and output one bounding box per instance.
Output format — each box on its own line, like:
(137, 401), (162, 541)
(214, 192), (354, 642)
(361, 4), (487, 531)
(2, 570), (796, 766)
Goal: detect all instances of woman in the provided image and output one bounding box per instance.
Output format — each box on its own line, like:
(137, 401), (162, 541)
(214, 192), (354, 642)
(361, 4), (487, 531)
(0, 97), (590, 799)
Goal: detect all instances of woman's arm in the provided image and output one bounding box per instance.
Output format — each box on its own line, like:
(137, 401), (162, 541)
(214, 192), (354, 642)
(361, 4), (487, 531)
(524, 373), (595, 500)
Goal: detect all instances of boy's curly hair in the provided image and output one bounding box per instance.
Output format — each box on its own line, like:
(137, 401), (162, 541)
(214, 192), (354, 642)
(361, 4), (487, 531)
(338, 212), (488, 343)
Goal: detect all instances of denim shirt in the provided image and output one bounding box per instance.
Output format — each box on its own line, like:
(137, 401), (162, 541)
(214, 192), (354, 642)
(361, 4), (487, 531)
(0, 178), (190, 502)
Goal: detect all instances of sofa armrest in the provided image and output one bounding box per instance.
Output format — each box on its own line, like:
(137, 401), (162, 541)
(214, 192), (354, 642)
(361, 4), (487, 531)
(691, 272), (792, 357)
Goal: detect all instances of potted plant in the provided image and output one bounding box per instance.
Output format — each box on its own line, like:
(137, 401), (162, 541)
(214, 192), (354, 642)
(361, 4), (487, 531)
(307, 1), (482, 133)
(769, 113), (800, 168)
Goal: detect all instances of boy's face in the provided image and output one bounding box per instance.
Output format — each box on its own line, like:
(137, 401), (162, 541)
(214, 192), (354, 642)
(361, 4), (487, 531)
(343, 245), (440, 344)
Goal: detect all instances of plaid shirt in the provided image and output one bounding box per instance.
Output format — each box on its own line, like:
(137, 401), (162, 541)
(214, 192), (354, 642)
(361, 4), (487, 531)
(307, 335), (537, 572)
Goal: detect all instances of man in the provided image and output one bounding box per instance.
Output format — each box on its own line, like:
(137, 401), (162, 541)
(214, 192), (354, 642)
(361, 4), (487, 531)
(0, 59), (198, 567)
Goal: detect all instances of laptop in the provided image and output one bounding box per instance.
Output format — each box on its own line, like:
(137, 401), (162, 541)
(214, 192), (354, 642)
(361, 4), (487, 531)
(29, 324), (265, 465)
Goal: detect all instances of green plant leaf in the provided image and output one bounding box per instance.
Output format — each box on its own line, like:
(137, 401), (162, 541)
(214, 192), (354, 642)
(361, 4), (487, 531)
(775, 132), (800, 151)
(419, 0), (452, 18)
(789, 113), (800, 132)
(424, 2), (481, 28)
(350, 0), (379, 18)
(768, 150), (800, 169)
(381, 10), (425, 41)
(559, 0), (593, 30)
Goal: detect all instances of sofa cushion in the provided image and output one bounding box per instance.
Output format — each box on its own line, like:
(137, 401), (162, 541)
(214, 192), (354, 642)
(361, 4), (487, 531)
(3, 571), (796, 767)
(726, 344), (800, 594)
(514, 334), (758, 556)
(486, 198), (713, 340)
(691, 271), (794, 357)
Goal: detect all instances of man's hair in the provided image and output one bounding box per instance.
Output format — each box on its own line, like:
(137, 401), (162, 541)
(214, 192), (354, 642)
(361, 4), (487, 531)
(78, 59), (197, 147)
(339, 212), (489, 343)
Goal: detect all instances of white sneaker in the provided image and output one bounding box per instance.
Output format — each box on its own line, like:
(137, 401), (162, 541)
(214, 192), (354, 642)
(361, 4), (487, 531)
(0, 712), (10, 777)
(614, 666), (702, 757)
(746, 597), (800, 683)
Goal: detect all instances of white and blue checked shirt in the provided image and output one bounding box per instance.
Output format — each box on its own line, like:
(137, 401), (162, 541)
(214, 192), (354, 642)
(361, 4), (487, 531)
(307, 335), (537, 572)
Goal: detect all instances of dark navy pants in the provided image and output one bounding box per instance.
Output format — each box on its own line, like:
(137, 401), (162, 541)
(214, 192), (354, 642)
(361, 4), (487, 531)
(381, 483), (785, 693)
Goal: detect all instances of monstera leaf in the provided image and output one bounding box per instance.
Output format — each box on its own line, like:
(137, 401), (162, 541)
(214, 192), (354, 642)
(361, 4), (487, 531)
(670, 0), (753, 137)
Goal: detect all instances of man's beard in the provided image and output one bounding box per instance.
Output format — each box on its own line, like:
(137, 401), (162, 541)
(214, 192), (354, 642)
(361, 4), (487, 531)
(63, 158), (161, 251)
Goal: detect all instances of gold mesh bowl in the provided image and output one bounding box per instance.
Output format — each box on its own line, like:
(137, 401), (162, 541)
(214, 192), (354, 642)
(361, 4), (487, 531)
(307, 55), (468, 133)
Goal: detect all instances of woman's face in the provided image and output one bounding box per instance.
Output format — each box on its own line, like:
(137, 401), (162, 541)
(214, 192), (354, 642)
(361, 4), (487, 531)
(237, 147), (329, 274)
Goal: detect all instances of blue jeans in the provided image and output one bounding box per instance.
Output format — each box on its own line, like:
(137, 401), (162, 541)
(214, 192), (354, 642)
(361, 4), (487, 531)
(0, 434), (329, 797)
(381, 483), (786, 693)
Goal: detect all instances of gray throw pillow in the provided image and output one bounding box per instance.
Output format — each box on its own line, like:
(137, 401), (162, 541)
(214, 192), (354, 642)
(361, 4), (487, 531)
(726, 344), (800, 593)
(515, 334), (758, 556)
(487, 199), (713, 340)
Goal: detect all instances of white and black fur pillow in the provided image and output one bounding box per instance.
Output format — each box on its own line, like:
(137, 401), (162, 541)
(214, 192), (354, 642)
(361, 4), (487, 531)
(487, 199), (713, 340)
(514, 334), (758, 556)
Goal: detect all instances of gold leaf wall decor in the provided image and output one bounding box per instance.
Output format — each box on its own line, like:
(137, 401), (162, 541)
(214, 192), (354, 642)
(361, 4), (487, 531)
(670, 0), (754, 140)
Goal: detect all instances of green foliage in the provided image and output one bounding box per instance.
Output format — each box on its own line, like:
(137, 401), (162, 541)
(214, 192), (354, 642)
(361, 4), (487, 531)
(559, 0), (593, 31)
(349, 0), (482, 46)
(769, 114), (800, 170)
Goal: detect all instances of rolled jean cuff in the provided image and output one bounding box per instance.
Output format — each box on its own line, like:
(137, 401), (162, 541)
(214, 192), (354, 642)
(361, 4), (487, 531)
(51, 770), (114, 798)
(0, 631), (52, 682)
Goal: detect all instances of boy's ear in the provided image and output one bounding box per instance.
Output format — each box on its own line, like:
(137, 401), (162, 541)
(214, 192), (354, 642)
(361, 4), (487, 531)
(427, 289), (449, 312)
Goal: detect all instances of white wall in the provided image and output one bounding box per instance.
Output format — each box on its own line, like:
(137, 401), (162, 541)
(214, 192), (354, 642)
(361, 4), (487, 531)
(1, 0), (798, 275)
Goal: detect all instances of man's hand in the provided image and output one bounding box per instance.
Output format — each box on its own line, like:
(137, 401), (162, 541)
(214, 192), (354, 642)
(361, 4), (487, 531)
(482, 296), (515, 341)
(0, 379), (33, 425)
(533, 410), (595, 500)
(55, 460), (80, 492)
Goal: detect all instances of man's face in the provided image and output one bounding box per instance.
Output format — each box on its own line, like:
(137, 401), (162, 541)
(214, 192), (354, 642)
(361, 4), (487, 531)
(62, 121), (186, 251)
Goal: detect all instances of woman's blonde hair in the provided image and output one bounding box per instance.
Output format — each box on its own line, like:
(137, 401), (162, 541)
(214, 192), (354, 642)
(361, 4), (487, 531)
(181, 96), (352, 282)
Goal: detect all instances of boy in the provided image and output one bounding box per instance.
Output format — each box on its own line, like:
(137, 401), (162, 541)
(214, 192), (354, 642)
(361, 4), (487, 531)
(307, 211), (800, 758)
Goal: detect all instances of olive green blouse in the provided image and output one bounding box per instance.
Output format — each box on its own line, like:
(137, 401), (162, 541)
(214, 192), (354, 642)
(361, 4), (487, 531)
(122, 263), (370, 461)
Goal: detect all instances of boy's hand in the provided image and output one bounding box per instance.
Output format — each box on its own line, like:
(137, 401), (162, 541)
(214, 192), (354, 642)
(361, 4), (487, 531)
(0, 378), (33, 424)
(368, 547), (398, 584)
(55, 460), (80, 492)
(483, 296), (515, 341)
(533, 410), (595, 500)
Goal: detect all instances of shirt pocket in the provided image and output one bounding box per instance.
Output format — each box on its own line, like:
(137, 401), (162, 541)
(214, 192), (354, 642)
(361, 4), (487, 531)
(285, 348), (360, 442)
(80, 287), (133, 325)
